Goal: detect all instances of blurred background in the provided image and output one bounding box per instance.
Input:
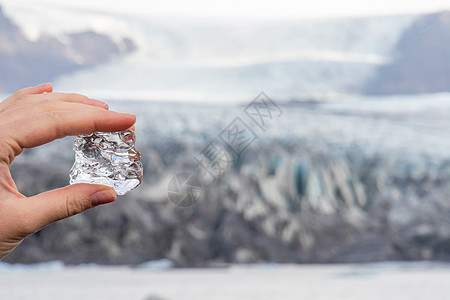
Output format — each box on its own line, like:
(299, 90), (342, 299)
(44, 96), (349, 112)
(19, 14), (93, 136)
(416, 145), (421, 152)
(1, 0), (450, 299)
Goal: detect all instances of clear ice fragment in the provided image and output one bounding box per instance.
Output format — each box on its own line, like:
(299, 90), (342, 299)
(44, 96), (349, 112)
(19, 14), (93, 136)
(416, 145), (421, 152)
(70, 131), (143, 195)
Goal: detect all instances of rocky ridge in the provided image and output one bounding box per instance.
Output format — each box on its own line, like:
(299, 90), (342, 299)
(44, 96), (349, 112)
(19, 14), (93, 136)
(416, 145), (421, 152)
(0, 5), (135, 92)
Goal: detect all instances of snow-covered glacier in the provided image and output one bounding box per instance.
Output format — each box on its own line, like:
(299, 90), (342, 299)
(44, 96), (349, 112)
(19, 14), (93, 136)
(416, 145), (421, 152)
(1, 1), (449, 267)
(5, 93), (450, 265)
(1, 0), (417, 101)
(52, 15), (416, 101)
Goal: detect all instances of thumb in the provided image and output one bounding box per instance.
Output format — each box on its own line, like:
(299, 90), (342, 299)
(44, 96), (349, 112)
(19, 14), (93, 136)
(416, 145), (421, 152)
(21, 184), (116, 235)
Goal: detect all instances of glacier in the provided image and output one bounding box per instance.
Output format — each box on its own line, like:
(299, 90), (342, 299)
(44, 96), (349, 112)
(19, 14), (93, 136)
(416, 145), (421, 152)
(1, 1), (418, 101)
(51, 15), (416, 102)
(1, 1), (449, 267)
(5, 93), (450, 266)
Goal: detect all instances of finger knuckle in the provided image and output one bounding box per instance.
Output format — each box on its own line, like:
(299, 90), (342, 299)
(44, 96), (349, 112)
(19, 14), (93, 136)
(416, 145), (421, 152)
(41, 111), (65, 139)
(68, 93), (89, 102)
(64, 193), (88, 218)
(37, 99), (59, 112)
(44, 110), (59, 122)
(13, 88), (29, 97)
(13, 94), (31, 104)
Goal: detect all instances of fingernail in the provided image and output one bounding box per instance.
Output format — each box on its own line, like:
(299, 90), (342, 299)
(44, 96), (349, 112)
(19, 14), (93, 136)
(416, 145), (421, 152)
(89, 98), (109, 109)
(35, 82), (50, 88)
(90, 190), (116, 206)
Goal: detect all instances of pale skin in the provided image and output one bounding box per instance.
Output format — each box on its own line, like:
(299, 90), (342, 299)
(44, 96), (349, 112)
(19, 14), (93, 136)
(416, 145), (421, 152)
(0, 83), (136, 260)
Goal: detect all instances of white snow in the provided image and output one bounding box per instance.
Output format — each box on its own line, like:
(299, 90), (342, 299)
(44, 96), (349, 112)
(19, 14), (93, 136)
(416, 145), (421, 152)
(1, 262), (449, 300)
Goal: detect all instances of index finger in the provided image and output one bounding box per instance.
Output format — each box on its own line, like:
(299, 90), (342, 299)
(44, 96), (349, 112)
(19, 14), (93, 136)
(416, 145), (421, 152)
(4, 110), (136, 150)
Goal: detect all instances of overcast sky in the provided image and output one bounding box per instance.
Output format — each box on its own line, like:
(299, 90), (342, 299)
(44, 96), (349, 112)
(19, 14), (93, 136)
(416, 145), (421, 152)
(2, 0), (450, 20)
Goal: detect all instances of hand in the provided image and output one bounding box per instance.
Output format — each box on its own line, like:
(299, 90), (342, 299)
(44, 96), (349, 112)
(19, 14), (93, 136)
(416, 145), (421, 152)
(0, 83), (136, 260)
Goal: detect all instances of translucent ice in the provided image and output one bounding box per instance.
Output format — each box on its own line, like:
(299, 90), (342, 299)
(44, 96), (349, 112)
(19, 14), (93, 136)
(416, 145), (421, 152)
(70, 131), (143, 195)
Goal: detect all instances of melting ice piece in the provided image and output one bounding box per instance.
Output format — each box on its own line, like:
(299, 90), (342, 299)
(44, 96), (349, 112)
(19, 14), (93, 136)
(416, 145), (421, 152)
(70, 131), (143, 195)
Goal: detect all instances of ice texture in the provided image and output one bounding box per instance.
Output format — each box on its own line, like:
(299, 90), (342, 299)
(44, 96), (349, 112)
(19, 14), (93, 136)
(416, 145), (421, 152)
(69, 131), (143, 195)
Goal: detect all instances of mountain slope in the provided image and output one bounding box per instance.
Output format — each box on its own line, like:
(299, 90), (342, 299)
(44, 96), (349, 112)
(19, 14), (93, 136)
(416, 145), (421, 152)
(0, 5), (135, 93)
(364, 11), (450, 94)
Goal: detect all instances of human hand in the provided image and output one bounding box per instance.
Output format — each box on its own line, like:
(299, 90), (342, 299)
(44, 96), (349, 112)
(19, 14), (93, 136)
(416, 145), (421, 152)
(0, 83), (136, 259)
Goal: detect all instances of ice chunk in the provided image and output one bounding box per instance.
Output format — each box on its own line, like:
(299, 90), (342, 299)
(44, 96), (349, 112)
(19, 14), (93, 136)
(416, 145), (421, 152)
(69, 131), (143, 195)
